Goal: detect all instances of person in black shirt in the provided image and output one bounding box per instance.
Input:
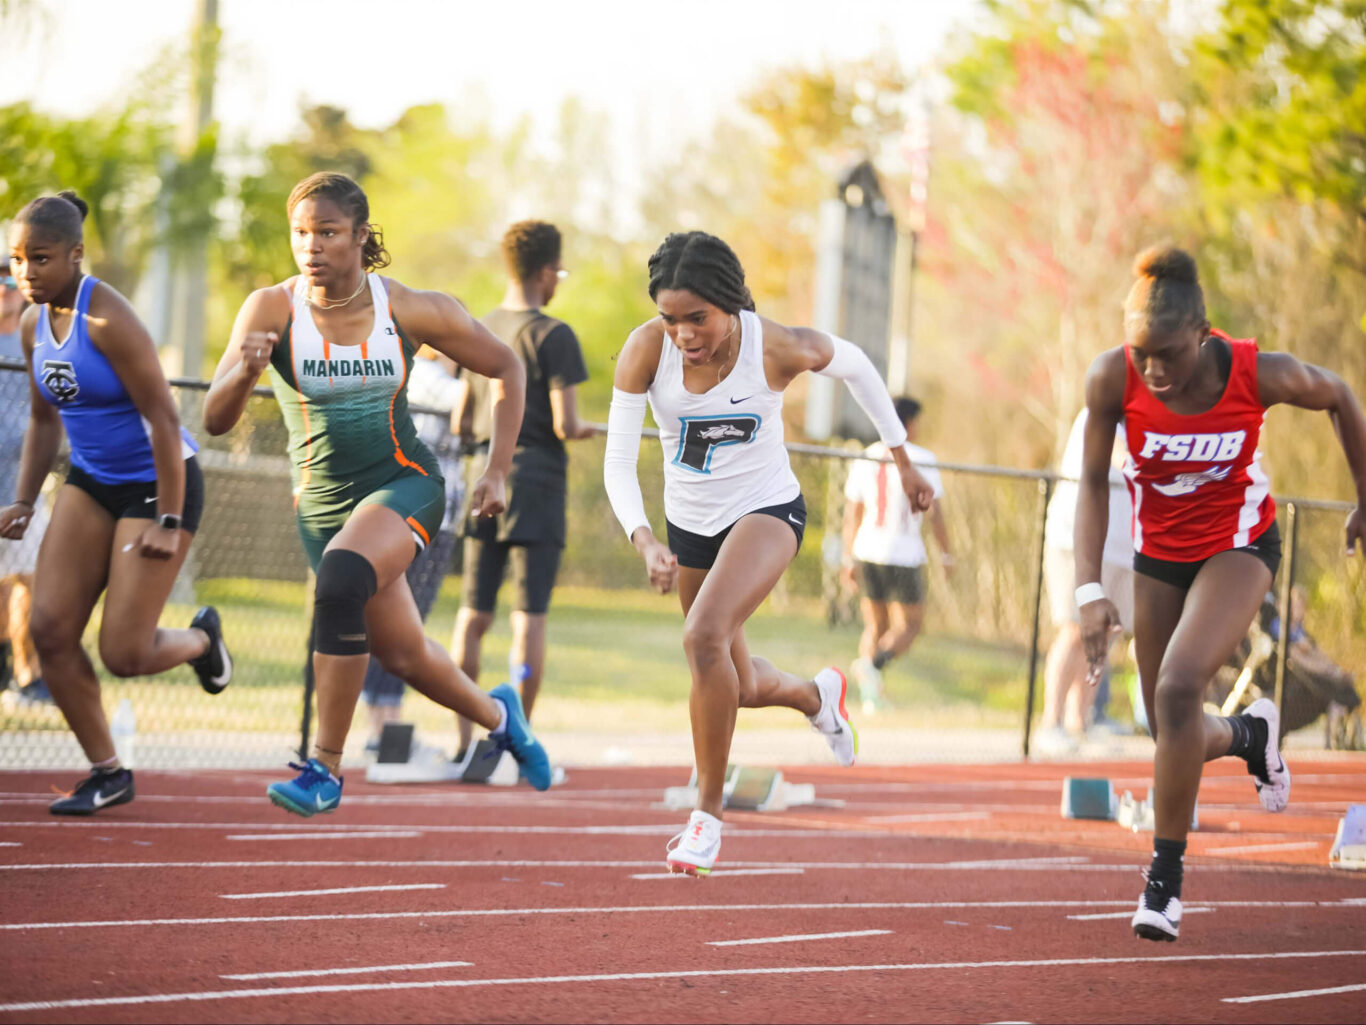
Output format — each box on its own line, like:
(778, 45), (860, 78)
(453, 221), (591, 757)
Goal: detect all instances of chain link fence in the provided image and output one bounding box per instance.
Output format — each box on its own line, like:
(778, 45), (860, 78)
(1, 359), (1362, 768)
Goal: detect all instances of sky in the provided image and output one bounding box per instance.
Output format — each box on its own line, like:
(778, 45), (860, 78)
(2, 0), (977, 174)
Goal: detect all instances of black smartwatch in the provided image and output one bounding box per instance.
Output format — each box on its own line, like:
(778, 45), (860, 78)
(158, 513), (182, 531)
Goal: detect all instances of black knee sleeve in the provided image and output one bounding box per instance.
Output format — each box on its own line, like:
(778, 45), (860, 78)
(313, 550), (378, 656)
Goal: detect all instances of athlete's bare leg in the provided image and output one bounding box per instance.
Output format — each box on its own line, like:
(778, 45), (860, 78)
(1042, 623), (1088, 731)
(677, 514), (816, 819)
(28, 486), (117, 763)
(878, 600), (925, 660)
(452, 606), (493, 753)
(98, 518), (206, 677)
(509, 611), (548, 718)
(313, 505), (499, 774)
(1134, 552), (1272, 842)
(857, 598), (889, 661)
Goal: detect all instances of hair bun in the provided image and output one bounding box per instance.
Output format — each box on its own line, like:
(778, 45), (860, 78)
(1133, 245), (1197, 284)
(56, 190), (89, 221)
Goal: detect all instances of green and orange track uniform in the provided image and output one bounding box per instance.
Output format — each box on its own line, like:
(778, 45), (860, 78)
(268, 274), (444, 569)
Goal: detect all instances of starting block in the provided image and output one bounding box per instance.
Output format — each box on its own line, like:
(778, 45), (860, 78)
(1060, 777), (1117, 821)
(365, 725), (517, 785)
(663, 764), (817, 813)
(1329, 805), (1366, 870)
(1115, 789), (1199, 833)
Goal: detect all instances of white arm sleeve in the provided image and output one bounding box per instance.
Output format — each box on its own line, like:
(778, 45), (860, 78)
(604, 388), (652, 541)
(814, 335), (909, 450)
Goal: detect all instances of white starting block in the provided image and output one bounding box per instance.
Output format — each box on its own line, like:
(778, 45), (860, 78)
(1115, 789), (1198, 833)
(1329, 805), (1366, 870)
(663, 765), (817, 813)
(365, 726), (518, 785)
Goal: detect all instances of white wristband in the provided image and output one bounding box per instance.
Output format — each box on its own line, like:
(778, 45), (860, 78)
(1075, 582), (1106, 608)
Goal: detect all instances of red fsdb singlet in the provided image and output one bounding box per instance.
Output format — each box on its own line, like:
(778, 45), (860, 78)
(1122, 330), (1276, 562)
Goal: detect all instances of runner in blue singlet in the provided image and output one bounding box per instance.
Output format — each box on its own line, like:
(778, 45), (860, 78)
(1, 191), (233, 816)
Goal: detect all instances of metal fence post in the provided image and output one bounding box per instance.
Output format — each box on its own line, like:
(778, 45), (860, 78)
(1022, 476), (1053, 760)
(1273, 502), (1300, 719)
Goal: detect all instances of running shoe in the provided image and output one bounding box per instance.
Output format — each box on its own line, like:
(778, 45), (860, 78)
(1131, 879), (1181, 941)
(188, 606), (232, 695)
(16, 678), (54, 706)
(49, 767), (134, 816)
(666, 809), (722, 876)
(809, 667), (858, 766)
(267, 759), (342, 817)
(1245, 698), (1291, 813)
(488, 683), (551, 791)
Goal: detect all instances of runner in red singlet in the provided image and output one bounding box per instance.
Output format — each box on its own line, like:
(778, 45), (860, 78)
(1077, 246), (1366, 942)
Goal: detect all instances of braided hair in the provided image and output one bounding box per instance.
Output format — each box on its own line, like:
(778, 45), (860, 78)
(1123, 245), (1205, 336)
(286, 172), (391, 271)
(647, 232), (755, 314)
(14, 190), (88, 244)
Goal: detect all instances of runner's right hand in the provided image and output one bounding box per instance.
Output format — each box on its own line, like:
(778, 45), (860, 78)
(1079, 597), (1123, 686)
(639, 538), (679, 594)
(238, 330), (279, 377)
(0, 503), (32, 540)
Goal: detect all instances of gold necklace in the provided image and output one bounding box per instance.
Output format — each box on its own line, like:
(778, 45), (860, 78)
(712, 318), (738, 385)
(306, 272), (368, 310)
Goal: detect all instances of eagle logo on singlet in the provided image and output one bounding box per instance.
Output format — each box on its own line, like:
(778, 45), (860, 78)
(1152, 464), (1233, 497)
(697, 424), (747, 441)
(41, 360), (79, 402)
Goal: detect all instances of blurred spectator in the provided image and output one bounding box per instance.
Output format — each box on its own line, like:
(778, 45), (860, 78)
(842, 397), (952, 714)
(1037, 408), (1133, 755)
(452, 220), (591, 759)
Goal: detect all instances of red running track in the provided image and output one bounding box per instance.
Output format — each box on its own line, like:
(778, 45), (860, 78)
(0, 760), (1364, 1024)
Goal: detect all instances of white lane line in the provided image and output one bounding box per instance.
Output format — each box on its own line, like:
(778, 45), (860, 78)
(0, 820), (894, 839)
(864, 812), (991, 824)
(222, 960), (471, 980)
(1, 949), (1363, 1013)
(1067, 908), (1216, 921)
(1223, 982), (1366, 1004)
(630, 869), (804, 880)
(220, 884), (445, 901)
(5, 899), (1356, 932)
(708, 929), (892, 947)
(0, 842), (19, 847)
(1208, 841), (1322, 855)
(0, 859), (1140, 872)
(226, 832), (422, 841)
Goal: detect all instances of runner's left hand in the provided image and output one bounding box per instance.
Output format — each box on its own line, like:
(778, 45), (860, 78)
(470, 470), (507, 518)
(135, 522), (179, 560)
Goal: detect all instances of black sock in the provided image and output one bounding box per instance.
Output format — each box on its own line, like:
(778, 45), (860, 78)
(871, 649), (894, 671)
(1227, 713), (1268, 775)
(1147, 837), (1186, 899)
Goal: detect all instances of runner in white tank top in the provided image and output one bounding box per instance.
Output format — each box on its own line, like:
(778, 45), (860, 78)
(604, 231), (936, 875)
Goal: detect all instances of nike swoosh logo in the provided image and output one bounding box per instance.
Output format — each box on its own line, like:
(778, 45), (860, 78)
(314, 792), (337, 810)
(730, 396), (752, 404)
(788, 514), (803, 525)
(92, 787), (129, 809)
(143, 496), (157, 504)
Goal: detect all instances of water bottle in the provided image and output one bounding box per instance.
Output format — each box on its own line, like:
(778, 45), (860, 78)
(110, 699), (136, 770)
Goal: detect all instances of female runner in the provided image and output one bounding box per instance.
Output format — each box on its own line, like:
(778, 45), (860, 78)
(604, 231), (935, 874)
(204, 172), (550, 814)
(1, 191), (232, 815)
(1077, 246), (1366, 940)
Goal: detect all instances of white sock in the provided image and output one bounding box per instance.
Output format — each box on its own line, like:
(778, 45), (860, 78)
(91, 755), (121, 773)
(689, 809), (721, 827)
(490, 698), (508, 735)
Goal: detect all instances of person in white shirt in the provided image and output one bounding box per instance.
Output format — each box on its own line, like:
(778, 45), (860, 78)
(841, 397), (952, 713)
(1038, 408), (1134, 753)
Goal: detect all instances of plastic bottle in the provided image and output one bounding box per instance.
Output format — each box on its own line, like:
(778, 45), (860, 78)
(110, 699), (136, 770)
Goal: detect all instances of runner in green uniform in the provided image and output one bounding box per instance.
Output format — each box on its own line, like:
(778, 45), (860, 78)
(205, 172), (552, 813)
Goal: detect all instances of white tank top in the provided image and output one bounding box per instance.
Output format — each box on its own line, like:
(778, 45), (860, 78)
(647, 309), (800, 535)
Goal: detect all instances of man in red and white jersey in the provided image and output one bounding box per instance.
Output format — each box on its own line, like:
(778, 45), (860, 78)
(1077, 245), (1366, 944)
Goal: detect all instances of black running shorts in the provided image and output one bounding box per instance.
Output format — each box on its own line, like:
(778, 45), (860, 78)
(859, 561), (927, 605)
(665, 494), (806, 571)
(461, 534), (563, 615)
(66, 456), (204, 533)
(1133, 520), (1282, 591)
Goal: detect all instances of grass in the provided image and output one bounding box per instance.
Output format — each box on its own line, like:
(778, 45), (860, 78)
(2, 580), (1033, 744)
